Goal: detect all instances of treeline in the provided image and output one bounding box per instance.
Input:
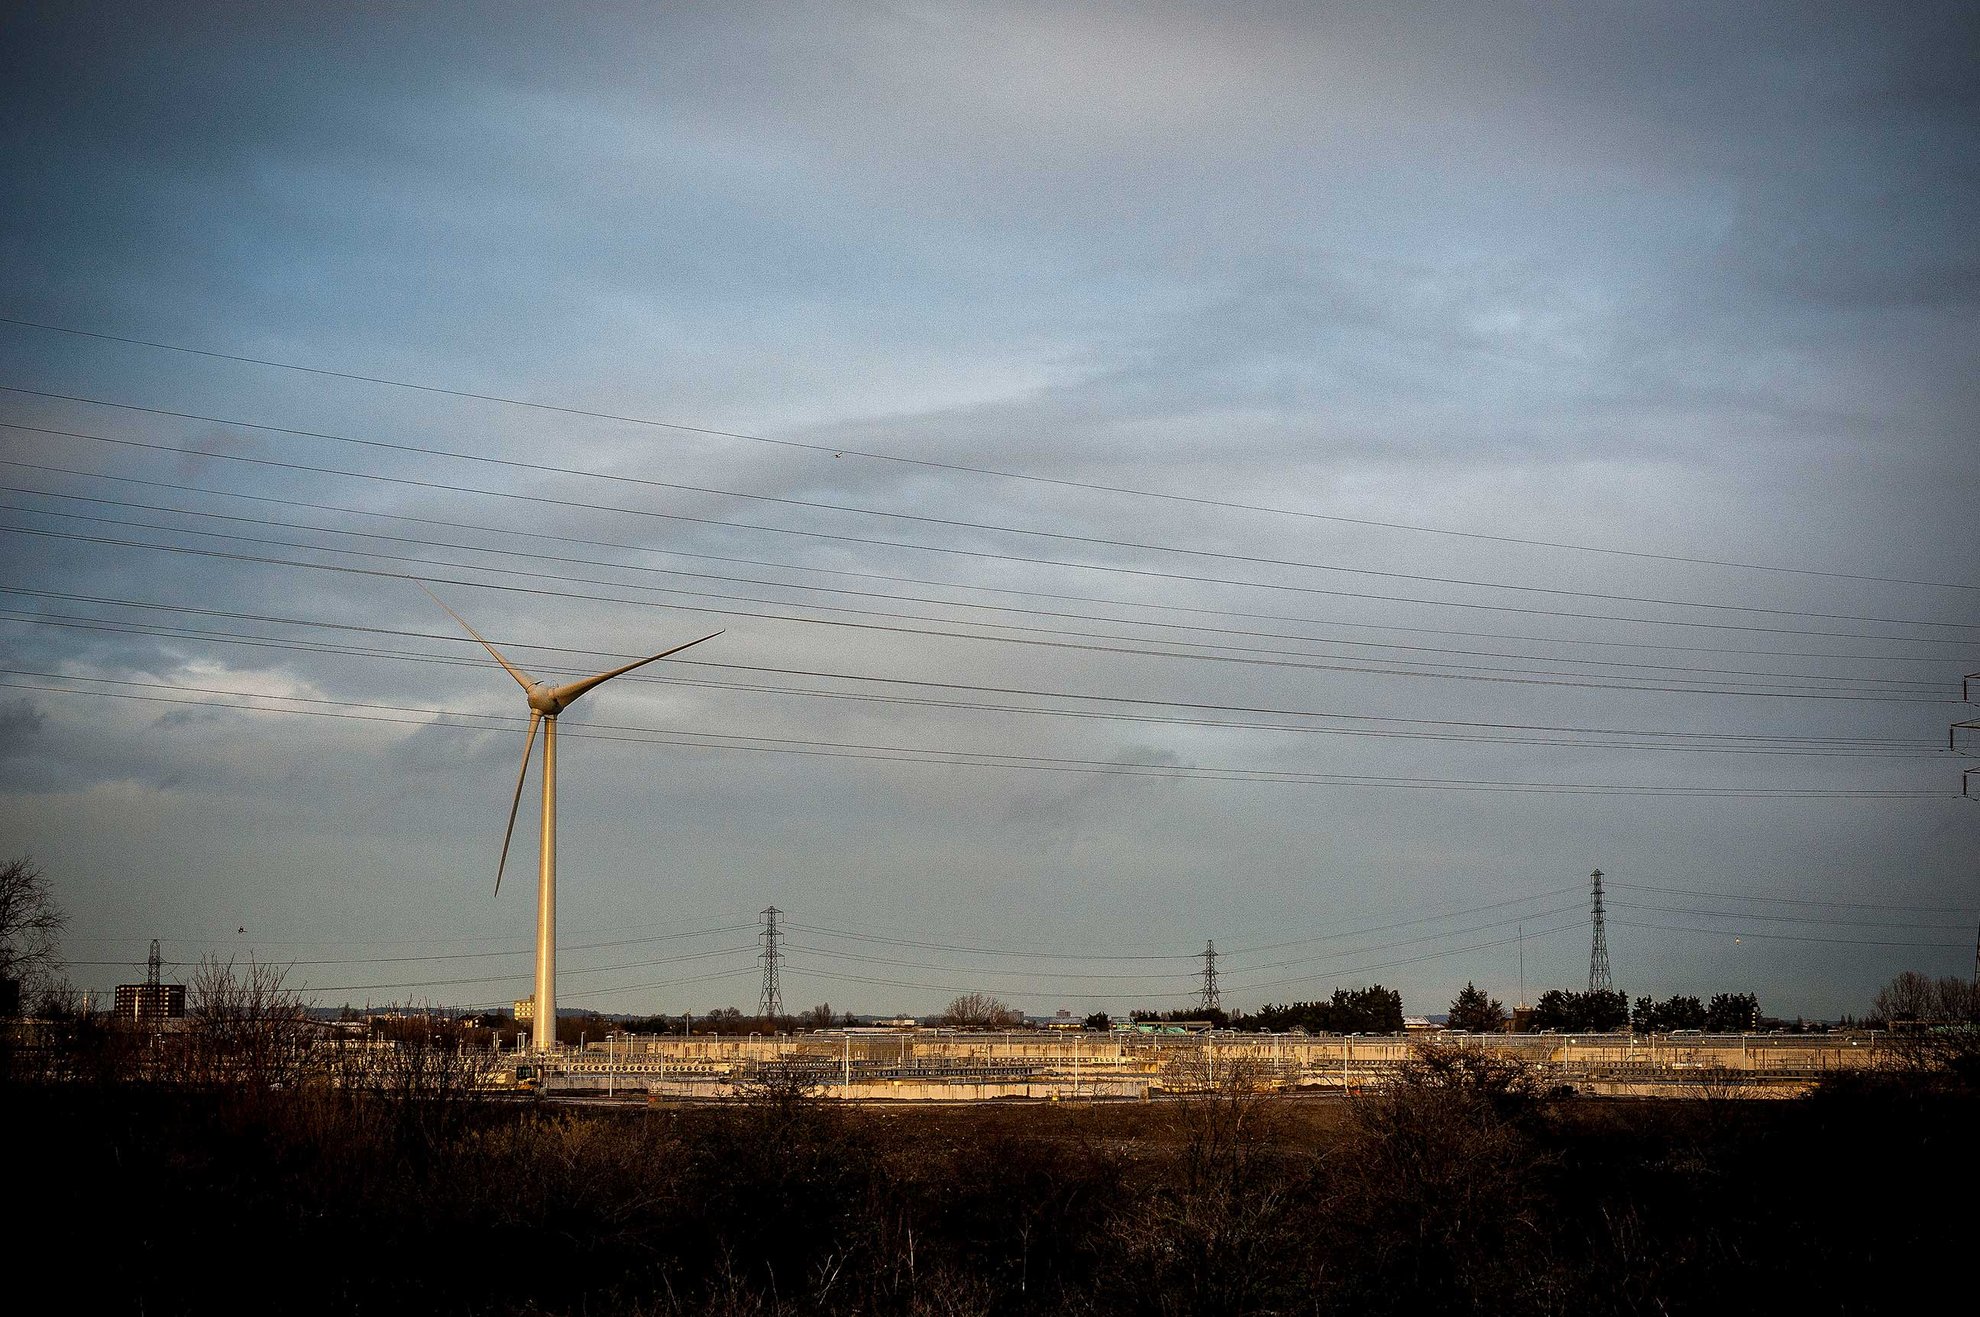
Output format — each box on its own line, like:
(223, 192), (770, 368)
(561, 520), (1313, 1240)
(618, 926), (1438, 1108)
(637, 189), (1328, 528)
(1632, 992), (1760, 1033)
(617, 1004), (852, 1035)
(1505, 989), (1766, 1034)
(1131, 986), (1406, 1034)
(1530, 989), (1630, 1032)
(1242, 985), (1406, 1034)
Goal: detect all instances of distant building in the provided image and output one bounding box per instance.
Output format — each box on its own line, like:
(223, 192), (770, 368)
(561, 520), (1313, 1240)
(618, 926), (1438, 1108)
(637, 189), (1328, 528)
(119, 939), (183, 1022)
(114, 981), (185, 1022)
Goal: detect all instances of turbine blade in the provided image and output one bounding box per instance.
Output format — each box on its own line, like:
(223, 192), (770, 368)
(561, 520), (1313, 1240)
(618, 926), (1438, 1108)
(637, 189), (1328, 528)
(415, 580), (536, 691)
(495, 711), (541, 896)
(548, 630), (722, 706)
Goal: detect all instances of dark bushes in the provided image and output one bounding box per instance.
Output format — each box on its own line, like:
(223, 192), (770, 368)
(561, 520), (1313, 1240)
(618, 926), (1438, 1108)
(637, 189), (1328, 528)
(5, 1044), (1977, 1316)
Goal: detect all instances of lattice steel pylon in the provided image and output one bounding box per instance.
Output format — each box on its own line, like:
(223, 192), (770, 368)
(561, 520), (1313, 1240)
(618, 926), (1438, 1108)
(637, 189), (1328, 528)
(1588, 869), (1613, 994)
(146, 938), (162, 990)
(758, 907), (784, 1019)
(1198, 940), (1221, 1013)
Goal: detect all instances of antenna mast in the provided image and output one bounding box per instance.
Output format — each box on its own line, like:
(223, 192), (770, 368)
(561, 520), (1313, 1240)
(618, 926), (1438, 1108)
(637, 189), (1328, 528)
(1198, 940), (1221, 1014)
(1588, 869), (1613, 994)
(758, 907), (784, 1019)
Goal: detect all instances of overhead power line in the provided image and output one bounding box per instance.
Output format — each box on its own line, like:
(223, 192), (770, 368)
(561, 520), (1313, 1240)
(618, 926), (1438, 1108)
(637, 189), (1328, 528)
(13, 385), (1979, 631)
(1610, 880), (1975, 913)
(10, 419), (1980, 646)
(5, 313), (1973, 593)
(290, 942), (757, 995)
(0, 584), (1946, 748)
(1, 488), (1954, 691)
(8, 485), (1961, 689)
(2, 670), (1948, 797)
(2, 524), (1961, 701)
(0, 586), (1948, 748)
(4, 609), (1941, 756)
(1614, 919), (1972, 950)
(80, 924), (761, 969)
(779, 918), (1592, 1003)
(12, 454), (1966, 664)
(1609, 901), (1972, 932)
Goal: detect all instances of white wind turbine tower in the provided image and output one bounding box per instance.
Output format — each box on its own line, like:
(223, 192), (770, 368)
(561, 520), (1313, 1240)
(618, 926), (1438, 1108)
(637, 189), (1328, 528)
(422, 583), (720, 1053)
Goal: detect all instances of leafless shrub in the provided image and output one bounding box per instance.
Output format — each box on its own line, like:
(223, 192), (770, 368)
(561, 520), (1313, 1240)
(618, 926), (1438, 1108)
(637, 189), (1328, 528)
(177, 956), (313, 1093)
(1326, 1050), (1560, 1313)
(1101, 1057), (1314, 1314)
(731, 1058), (828, 1111)
(328, 1011), (499, 1157)
(1396, 1038), (1540, 1119)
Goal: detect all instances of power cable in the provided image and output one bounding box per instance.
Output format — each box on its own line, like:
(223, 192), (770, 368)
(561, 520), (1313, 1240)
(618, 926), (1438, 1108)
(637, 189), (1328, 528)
(5, 523), (1959, 699)
(12, 453), (1964, 663)
(1, 583), (1938, 748)
(2, 487), (1951, 689)
(1613, 919), (1971, 950)
(289, 943), (757, 995)
(1608, 901), (1971, 932)
(76, 924), (762, 968)
(10, 418), (1977, 645)
(12, 384), (1978, 630)
(7, 610), (1938, 757)
(5, 313), (1972, 592)
(1220, 906), (1584, 981)
(784, 885), (1582, 965)
(1610, 880), (1976, 913)
(2, 672), (1946, 796)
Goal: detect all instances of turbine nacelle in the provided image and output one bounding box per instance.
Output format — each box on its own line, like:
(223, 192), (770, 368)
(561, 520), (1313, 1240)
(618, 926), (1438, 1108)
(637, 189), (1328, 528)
(525, 681), (578, 717)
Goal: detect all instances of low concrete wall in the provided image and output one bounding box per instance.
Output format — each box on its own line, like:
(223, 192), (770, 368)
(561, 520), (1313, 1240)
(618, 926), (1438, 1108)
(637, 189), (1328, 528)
(535, 1030), (1883, 1102)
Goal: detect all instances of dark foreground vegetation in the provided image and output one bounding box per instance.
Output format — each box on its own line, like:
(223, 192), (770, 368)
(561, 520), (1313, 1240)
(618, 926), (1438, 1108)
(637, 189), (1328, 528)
(5, 1043), (1976, 1317)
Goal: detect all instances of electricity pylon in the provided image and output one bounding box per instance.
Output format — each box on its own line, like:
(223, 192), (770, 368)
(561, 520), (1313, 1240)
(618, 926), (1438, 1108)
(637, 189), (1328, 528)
(1588, 869), (1613, 994)
(758, 906), (784, 1019)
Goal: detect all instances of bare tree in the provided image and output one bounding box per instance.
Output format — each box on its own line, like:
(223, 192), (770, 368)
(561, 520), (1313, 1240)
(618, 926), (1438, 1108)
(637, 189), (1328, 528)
(1871, 969), (1980, 1078)
(1872, 970), (1939, 1027)
(0, 856), (65, 1011)
(180, 956), (312, 1091)
(941, 992), (1022, 1029)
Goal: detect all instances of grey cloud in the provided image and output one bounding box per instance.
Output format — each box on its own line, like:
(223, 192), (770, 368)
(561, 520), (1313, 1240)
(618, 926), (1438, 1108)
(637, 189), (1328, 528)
(0, 697), (46, 749)
(1, 3), (1972, 1021)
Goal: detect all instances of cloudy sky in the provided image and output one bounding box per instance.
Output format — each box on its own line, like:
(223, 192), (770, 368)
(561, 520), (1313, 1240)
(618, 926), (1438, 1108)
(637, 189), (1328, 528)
(2, 2), (1974, 1022)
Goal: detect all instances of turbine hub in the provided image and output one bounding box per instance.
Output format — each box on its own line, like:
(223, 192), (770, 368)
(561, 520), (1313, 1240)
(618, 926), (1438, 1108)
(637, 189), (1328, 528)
(527, 684), (565, 716)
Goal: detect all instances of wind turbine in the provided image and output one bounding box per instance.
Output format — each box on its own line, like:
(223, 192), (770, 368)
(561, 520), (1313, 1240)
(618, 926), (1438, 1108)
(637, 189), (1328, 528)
(421, 583), (720, 1052)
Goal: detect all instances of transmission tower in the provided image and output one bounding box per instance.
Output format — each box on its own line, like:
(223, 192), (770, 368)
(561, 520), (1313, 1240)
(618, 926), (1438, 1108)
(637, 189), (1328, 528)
(1588, 869), (1613, 994)
(1198, 940), (1221, 1014)
(758, 907), (784, 1018)
(146, 938), (162, 990)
